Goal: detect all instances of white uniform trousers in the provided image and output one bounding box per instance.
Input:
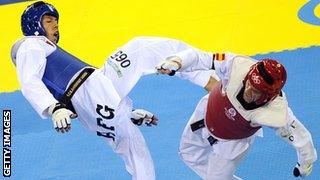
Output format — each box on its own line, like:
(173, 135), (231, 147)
(71, 37), (212, 180)
(71, 69), (154, 180)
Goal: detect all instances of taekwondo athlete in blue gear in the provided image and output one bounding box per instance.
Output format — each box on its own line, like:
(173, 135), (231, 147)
(20, 1), (89, 103)
(12, 1), (218, 179)
(12, 1), (159, 179)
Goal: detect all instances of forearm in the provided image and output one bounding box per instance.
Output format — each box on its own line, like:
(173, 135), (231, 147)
(20, 78), (58, 118)
(175, 70), (219, 90)
(204, 75), (220, 92)
(275, 108), (317, 165)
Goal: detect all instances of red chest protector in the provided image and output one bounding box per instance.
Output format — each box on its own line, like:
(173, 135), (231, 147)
(205, 82), (261, 139)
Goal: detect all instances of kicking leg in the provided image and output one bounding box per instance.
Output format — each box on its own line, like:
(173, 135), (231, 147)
(101, 37), (213, 98)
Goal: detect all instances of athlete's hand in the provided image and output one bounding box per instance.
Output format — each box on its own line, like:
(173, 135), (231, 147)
(156, 56), (182, 76)
(131, 109), (158, 126)
(293, 163), (313, 177)
(48, 103), (77, 133)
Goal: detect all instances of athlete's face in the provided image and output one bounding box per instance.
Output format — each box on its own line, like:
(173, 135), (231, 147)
(243, 80), (263, 103)
(42, 15), (59, 44)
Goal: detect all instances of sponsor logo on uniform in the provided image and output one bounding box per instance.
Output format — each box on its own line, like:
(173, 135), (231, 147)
(107, 59), (123, 78)
(224, 107), (236, 121)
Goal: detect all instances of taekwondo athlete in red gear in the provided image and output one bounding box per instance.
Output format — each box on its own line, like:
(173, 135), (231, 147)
(157, 50), (317, 179)
(11, 2), (218, 179)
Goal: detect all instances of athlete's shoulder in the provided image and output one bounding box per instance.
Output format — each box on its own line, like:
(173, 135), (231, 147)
(11, 36), (56, 65)
(213, 53), (248, 83)
(232, 55), (257, 65)
(21, 36), (56, 56)
(213, 52), (245, 70)
(251, 95), (288, 128)
(23, 36), (56, 49)
(228, 55), (256, 74)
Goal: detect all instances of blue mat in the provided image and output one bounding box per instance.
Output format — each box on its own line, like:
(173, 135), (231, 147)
(1, 46), (319, 179)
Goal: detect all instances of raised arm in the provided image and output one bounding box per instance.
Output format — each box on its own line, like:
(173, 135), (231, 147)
(156, 49), (239, 91)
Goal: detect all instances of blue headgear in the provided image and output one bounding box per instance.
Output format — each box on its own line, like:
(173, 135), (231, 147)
(21, 1), (59, 41)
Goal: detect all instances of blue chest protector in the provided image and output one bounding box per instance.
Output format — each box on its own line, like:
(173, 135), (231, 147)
(42, 46), (91, 101)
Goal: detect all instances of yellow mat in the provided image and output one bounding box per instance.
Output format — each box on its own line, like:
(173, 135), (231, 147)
(1, 0), (319, 92)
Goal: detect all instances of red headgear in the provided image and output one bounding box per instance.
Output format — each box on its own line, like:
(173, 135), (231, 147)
(245, 59), (287, 104)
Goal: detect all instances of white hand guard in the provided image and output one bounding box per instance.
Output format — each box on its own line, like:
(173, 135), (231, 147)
(293, 163), (313, 177)
(131, 109), (158, 126)
(48, 103), (77, 133)
(156, 56), (182, 76)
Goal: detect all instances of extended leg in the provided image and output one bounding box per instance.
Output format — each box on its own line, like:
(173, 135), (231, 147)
(102, 37), (213, 98)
